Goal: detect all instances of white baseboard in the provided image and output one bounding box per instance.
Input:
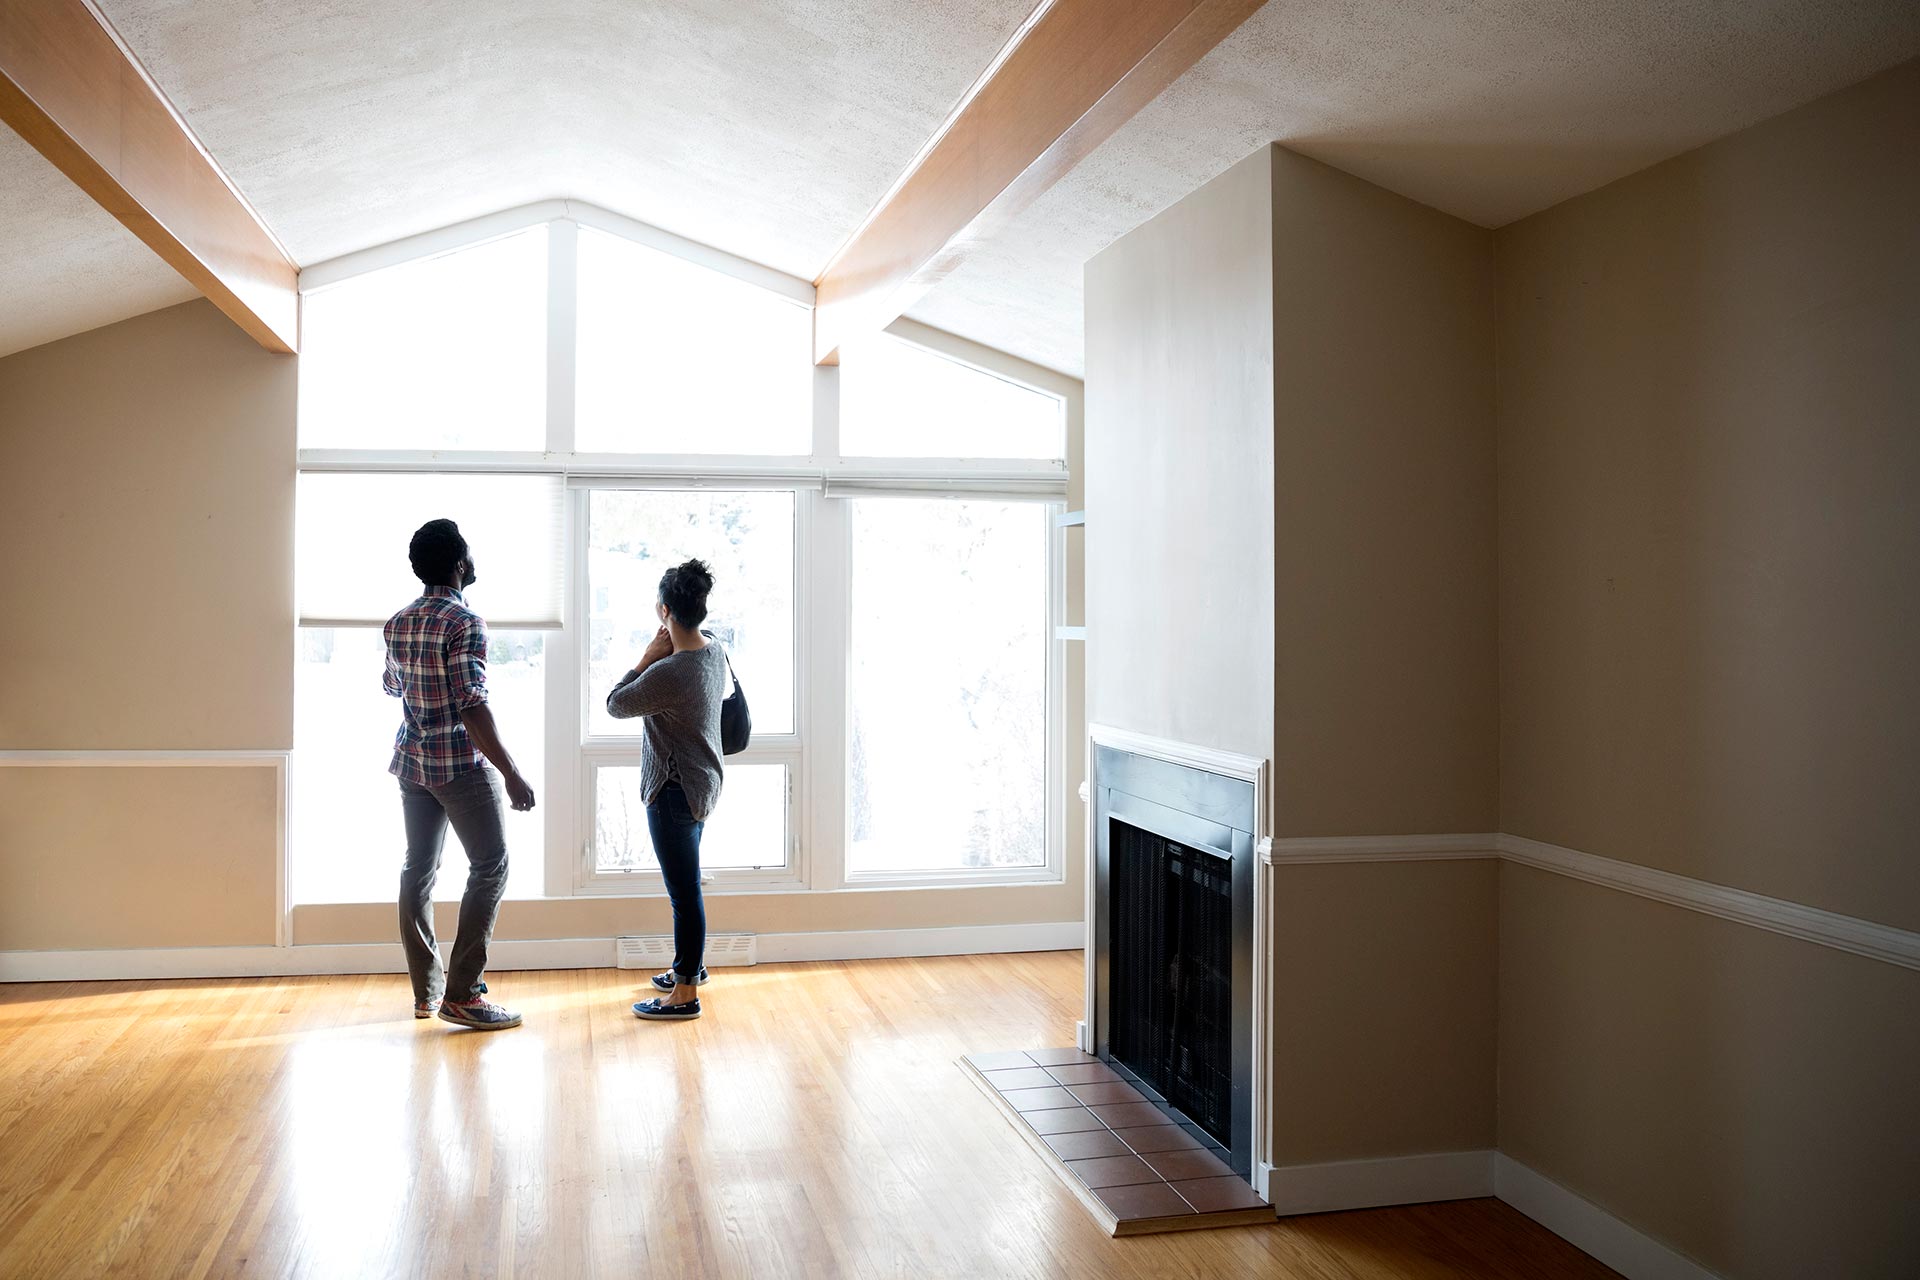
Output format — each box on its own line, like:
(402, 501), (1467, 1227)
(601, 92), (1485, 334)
(1495, 1155), (1720, 1280)
(1262, 1150), (1493, 1215)
(0, 921), (1084, 983)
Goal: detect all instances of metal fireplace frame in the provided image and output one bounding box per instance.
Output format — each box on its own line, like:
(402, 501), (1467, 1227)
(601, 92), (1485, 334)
(1086, 725), (1270, 1186)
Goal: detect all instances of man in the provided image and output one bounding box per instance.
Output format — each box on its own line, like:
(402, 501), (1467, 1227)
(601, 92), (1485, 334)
(384, 518), (536, 1030)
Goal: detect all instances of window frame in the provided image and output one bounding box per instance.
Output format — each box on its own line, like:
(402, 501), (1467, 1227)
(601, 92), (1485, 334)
(291, 202), (1072, 907)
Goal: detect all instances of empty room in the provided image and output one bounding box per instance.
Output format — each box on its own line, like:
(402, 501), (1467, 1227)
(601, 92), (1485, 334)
(2, 2), (1916, 1277)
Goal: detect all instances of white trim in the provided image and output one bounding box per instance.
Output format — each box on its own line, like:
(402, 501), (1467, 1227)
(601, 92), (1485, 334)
(1265, 833), (1499, 864)
(567, 203), (816, 306)
(1496, 833), (1920, 972)
(883, 316), (1081, 396)
(1262, 1151), (1493, 1216)
(0, 921), (1083, 983)
(1086, 724), (1268, 787)
(0, 750), (289, 766)
(1253, 830), (1920, 972)
(298, 202), (569, 290)
(296, 201), (816, 306)
(1495, 1155), (1721, 1280)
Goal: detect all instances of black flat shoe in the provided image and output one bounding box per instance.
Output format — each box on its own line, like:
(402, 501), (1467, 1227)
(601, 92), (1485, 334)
(650, 968), (709, 992)
(633, 997), (701, 1021)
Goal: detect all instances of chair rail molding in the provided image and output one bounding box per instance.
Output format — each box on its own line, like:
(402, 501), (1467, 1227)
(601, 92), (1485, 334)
(1261, 830), (1920, 972)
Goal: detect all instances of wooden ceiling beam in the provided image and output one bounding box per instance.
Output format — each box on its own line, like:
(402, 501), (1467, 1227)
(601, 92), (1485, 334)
(0, 0), (298, 353)
(811, 0), (1265, 365)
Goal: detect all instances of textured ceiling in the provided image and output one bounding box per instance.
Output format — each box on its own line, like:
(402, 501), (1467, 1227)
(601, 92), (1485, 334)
(0, 127), (196, 359)
(7, 0), (1919, 369)
(94, 0), (1034, 275)
(907, 0), (1920, 375)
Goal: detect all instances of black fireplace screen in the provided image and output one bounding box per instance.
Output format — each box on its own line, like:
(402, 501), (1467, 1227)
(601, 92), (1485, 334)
(1106, 818), (1234, 1144)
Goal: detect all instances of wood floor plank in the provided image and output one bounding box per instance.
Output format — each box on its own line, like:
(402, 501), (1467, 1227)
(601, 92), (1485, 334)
(0, 954), (1616, 1279)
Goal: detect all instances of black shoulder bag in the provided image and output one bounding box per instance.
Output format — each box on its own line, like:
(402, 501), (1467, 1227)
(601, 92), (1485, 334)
(720, 648), (751, 755)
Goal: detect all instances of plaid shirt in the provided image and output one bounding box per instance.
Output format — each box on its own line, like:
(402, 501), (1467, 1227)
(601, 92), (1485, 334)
(383, 586), (490, 786)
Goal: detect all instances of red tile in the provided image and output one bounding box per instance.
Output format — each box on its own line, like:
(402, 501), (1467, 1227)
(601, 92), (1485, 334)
(1066, 1081), (1145, 1106)
(1088, 1102), (1173, 1128)
(1024, 1107), (1108, 1135)
(1064, 1154), (1160, 1189)
(1140, 1146), (1235, 1182)
(1041, 1129), (1132, 1161)
(1003, 1086), (1080, 1112)
(1171, 1175), (1270, 1213)
(1025, 1047), (1096, 1067)
(1113, 1125), (1208, 1154)
(1044, 1062), (1121, 1086)
(966, 1050), (1036, 1071)
(982, 1067), (1056, 1091)
(1093, 1181), (1195, 1222)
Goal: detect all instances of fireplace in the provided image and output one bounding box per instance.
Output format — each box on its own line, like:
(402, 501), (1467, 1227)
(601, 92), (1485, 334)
(1092, 743), (1259, 1178)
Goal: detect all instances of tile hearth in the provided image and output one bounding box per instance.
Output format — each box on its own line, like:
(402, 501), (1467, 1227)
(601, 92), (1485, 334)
(961, 1048), (1274, 1237)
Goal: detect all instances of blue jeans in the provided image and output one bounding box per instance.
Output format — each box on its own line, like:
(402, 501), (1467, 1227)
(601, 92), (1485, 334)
(647, 780), (706, 981)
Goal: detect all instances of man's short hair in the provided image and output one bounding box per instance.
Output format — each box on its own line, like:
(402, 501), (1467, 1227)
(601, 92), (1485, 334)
(409, 518), (468, 585)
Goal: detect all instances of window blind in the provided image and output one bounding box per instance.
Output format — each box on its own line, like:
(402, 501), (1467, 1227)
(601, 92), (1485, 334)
(297, 472), (566, 628)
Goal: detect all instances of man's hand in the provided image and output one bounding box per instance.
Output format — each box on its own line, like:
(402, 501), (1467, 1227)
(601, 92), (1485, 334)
(504, 770), (536, 812)
(639, 625), (672, 669)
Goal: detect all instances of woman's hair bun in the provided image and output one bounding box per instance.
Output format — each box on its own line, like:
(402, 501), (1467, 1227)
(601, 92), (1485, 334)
(659, 558), (714, 627)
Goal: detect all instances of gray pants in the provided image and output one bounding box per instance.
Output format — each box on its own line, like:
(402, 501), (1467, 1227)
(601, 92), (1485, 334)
(399, 767), (509, 1004)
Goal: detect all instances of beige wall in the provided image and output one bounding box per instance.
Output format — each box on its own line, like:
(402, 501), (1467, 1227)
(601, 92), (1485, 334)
(0, 765), (280, 948)
(1270, 146), (1498, 839)
(1084, 146), (1276, 764)
(0, 300), (297, 750)
(1088, 146), (1499, 1169)
(1271, 859), (1498, 1163)
(1264, 147), (1499, 1165)
(1495, 60), (1920, 1278)
(1497, 59), (1920, 931)
(1500, 866), (1920, 1280)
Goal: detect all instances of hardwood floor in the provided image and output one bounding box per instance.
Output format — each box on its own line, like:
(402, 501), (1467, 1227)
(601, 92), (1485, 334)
(0, 952), (1615, 1278)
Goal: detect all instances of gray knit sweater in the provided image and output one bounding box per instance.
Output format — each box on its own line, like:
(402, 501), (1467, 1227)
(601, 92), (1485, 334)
(605, 643), (728, 821)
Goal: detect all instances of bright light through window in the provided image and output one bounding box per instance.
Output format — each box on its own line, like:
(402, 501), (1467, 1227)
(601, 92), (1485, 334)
(298, 228), (548, 451)
(849, 499), (1048, 872)
(587, 489), (795, 736)
(574, 228), (811, 455)
(292, 628), (545, 904)
(840, 333), (1064, 460)
(594, 763), (788, 873)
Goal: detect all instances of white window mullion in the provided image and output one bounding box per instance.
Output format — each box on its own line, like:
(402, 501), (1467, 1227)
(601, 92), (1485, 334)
(545, 217), (579, 454)
(806, 488), (851, 891)
(547, 486), (587, 896)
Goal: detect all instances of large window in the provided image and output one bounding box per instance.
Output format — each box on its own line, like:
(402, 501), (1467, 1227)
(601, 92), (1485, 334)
(840, 331), (1065, 459)
(298, 228), (548, 451)
(575, 228), (811, 455)
(290, 210), (1069, 907)
(292, 628), (545, 904)
(848, 500), (1049, 875)
(586, 489), (795, 737)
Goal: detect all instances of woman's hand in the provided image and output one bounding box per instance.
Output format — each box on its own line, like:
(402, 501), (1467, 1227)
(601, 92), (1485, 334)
(639, 625), (672, 669)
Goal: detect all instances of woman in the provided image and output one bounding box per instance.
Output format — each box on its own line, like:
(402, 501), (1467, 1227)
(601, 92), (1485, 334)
(606, 558), (729, 1021)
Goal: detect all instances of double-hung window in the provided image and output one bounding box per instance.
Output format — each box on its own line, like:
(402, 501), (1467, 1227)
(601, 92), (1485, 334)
(290, 210), (1071, 908)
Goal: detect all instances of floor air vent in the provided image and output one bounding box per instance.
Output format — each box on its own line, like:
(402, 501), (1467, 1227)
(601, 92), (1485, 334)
(615, 933), (757, 969)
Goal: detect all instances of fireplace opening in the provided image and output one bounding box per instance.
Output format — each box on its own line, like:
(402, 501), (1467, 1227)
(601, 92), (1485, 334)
(1107, 819), (1235, 1145)
(1092, 742), (1257, 1177)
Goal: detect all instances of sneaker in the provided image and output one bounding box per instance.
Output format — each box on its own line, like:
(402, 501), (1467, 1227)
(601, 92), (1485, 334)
(650, 967), (709, 992)
(437, 997), (523, 1031)
(414, 998), (441, 1019)
(633, 996), (701, 1021)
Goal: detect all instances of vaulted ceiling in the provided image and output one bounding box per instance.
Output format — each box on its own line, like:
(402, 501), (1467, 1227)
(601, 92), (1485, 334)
(4, 0), (1918, 369)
